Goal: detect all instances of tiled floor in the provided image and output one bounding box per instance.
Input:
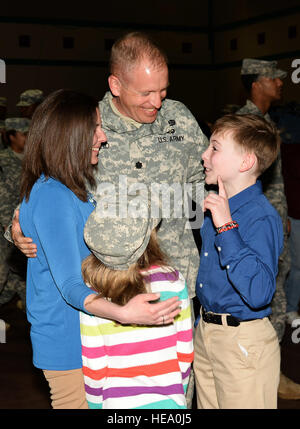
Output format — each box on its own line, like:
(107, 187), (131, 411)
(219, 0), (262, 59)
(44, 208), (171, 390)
(0, 296), (299, 410)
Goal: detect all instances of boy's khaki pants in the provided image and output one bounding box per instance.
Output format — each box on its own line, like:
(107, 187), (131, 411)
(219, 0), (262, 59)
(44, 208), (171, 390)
(43, 368), (88, 409)
(194, 315), (280, 409)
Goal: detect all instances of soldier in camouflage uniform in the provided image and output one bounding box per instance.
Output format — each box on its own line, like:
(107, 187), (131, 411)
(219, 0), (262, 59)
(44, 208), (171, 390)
(0, 97), (7, 150)
(96, 33), (208, 295)
(98, 33), (208, 407)
(236, 59), (300, 400)
(97, 92), (207, 297)
(237, 58), (290, 343)
(16, 89), (44, 119)
(0, 118), (30, 308)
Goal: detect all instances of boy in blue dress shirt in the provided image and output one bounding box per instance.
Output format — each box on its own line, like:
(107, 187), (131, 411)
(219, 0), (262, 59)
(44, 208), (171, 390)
(194, 114), (283, 409)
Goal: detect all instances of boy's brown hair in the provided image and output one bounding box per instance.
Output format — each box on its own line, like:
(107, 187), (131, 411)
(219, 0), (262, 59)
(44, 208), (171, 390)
(211, 113), (281, 175)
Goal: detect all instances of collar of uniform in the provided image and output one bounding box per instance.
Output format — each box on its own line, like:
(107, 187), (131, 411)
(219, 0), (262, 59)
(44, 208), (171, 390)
(228, 180), (263, 215)
(4, 146), (23, 161)
(245, 99), (272, 122)
(11, 150), (24, 161)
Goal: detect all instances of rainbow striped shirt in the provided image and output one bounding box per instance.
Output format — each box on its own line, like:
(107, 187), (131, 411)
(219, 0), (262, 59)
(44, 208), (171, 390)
(80, 266), (194, 409)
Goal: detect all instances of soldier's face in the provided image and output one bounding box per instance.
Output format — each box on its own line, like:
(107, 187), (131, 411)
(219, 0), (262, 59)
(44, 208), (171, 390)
(19, 104), (38, 119)
(10, 131), (27, 153)
(110, 60), (169, 124)
(257, 76), (283, 101)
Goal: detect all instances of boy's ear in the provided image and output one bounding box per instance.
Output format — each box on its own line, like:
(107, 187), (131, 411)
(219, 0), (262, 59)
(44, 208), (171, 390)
(108, 74), (121, 97)
(240, 152), (257, 172)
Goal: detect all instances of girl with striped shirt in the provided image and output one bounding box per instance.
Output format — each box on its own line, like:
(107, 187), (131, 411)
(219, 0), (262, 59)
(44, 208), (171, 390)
(80, 208), (194, 409)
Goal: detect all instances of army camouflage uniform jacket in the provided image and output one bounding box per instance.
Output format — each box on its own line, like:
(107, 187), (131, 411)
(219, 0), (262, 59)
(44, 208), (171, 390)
(97, 92), (208, 297)
(0, 147), (23, 229)
(237, 99), (287, 224)
(0, 147), (26, 309)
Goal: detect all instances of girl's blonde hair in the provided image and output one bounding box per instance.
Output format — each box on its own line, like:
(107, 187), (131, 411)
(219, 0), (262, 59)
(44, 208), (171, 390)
(82, 229), (177, 306)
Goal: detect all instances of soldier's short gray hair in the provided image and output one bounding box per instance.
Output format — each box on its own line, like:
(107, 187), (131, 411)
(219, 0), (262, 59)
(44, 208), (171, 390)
(110, 32), (168, 76)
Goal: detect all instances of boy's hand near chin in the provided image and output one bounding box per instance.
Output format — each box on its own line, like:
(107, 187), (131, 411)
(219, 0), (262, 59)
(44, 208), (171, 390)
(203, 176), (232, 228)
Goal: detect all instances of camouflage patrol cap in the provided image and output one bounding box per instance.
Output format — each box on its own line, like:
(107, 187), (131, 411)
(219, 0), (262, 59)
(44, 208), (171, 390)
(84, 197), (160, 271)
(241, 58), (287, 79)
(16, 89), (44, 106)
(5, 117), (31, 133)
(0, 97), (7, 107)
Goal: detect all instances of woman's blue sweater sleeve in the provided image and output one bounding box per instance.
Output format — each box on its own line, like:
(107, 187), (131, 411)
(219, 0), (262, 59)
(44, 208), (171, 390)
(32, 185), (94, 311)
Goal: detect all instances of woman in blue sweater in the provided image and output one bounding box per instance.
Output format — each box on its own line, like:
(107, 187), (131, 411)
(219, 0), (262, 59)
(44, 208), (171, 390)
(19, 89), (181, 409)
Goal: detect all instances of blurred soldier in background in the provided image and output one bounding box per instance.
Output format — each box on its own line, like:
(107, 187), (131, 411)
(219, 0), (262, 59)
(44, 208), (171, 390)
(237, 58), (300, 400)
(17, 89), (44, 119)
(270, 102), (300, 324)
(0, 118), (30, 312)
(0, 97), (7, 150)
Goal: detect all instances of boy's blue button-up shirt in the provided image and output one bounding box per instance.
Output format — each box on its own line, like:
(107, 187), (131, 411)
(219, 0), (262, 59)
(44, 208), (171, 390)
(196, 181), (283, 321)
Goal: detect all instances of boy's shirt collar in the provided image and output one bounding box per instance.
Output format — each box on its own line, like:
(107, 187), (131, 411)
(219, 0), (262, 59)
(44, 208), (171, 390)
(228, 180), (263, 215)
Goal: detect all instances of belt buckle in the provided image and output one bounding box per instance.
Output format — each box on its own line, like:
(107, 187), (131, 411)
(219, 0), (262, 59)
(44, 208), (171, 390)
(202, 309), (212, 322)
(205, 311), (212, 322)
(227, 315), (240, 327)
(203, 310), (220, 325)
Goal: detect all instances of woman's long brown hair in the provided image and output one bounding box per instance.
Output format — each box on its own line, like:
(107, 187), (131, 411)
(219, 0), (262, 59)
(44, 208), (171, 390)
(81, 229), (178, 306)
(20, 89), (98, 202)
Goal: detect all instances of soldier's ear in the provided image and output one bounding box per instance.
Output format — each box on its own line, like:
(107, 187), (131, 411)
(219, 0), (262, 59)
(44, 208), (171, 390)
(251, 80), (258, 92)
(252, 78), (263, 92)
(108, 75), (121, 97)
